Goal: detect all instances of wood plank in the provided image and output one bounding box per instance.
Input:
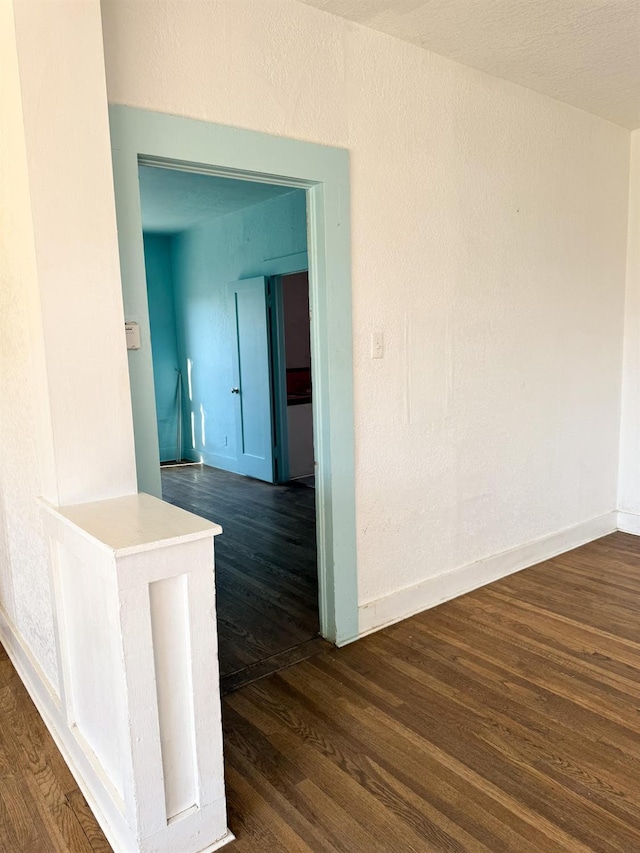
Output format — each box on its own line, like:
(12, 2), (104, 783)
(65, 791), (111, 853)
(0, 647), (105, 852)
(161, 464), (320, 681)
(221, 638), (332, 695)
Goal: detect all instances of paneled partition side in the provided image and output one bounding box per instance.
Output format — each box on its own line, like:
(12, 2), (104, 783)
(41, 493), (233, 853)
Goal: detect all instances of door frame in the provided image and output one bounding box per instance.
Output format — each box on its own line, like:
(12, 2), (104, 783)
(268, 268), (312, 486)
(109, 106), (358, 645)
(268, 274), (290, 485)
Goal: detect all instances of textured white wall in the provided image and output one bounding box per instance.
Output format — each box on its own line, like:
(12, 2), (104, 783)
(0, 0), (58, 687)
(101, 0), (630, 607)
(619, 131), (640, 518)
(13, 0), (137, 509)
(0, 0), (137, 686)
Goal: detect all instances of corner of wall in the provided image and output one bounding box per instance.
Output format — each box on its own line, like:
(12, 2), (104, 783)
(617, 130), (640, 522)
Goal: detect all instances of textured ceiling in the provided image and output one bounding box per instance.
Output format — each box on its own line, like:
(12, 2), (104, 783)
(297, 0), (640, 129)
(138, 165), (294, 233)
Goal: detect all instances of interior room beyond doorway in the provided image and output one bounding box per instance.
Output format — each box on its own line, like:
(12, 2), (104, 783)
(139, 164), (324, 689)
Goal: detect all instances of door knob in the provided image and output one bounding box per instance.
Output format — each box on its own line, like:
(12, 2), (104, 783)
(231, 387), (240, 394)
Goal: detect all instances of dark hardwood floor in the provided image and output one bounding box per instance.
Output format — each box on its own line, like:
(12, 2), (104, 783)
(224, 532), (640, 852)
(160, 465), (321, 686)
(4, 531), (640, 850)
(0, 646), (111, 852)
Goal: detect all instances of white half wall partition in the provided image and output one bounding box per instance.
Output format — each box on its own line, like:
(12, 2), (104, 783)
(41, 494), (233, 853)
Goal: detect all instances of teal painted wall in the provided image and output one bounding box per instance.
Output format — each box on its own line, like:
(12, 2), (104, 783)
(143, 234), (180, 462)
(146, 189), (308, 471)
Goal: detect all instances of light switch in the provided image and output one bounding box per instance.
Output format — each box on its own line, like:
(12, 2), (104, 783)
(125, 322), (141, 350)
(371, 331), (384, 359)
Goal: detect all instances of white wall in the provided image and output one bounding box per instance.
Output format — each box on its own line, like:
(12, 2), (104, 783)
(618, 130), (640, 527)
(101, 0), (631, 610)
(13, 0), (137, 508)
(1, 0), (138, 750)
(0, 0), (58, 687)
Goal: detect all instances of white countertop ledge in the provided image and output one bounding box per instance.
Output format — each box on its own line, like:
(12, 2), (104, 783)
(39, 492), (223, 557)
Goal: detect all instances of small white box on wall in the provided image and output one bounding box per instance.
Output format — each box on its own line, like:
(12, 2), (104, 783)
(125, 322), (140, 350)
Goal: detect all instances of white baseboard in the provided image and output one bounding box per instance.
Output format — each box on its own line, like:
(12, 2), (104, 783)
(617, 511), (640, 535)
(0, 607), (132, 852)
(358, 512), (618, 638)
(0, 607), (235, 853)
(199, 832), (236, 852)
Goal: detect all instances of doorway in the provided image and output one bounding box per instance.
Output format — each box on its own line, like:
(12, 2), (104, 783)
(110, 105), (358, 653)
(139, 164), (322, 687)
(277, 272), (315, 486)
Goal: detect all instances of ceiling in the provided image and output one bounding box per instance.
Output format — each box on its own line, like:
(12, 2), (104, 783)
(138, 165), (295, 233)
(297, 0), (640, 129)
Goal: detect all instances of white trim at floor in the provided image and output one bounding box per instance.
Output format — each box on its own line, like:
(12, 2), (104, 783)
(358, 511), (619, 638)
(617, 511), (640, 535)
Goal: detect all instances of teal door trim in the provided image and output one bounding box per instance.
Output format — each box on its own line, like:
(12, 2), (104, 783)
(260, 250), (308, 279)
(268, 276), (290, 485)
(109, 106), (358, 645)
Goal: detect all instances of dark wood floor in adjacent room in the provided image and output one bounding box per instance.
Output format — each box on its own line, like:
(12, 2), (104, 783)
(4, 532), (640, 851)
(161, 464), (322, 689)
